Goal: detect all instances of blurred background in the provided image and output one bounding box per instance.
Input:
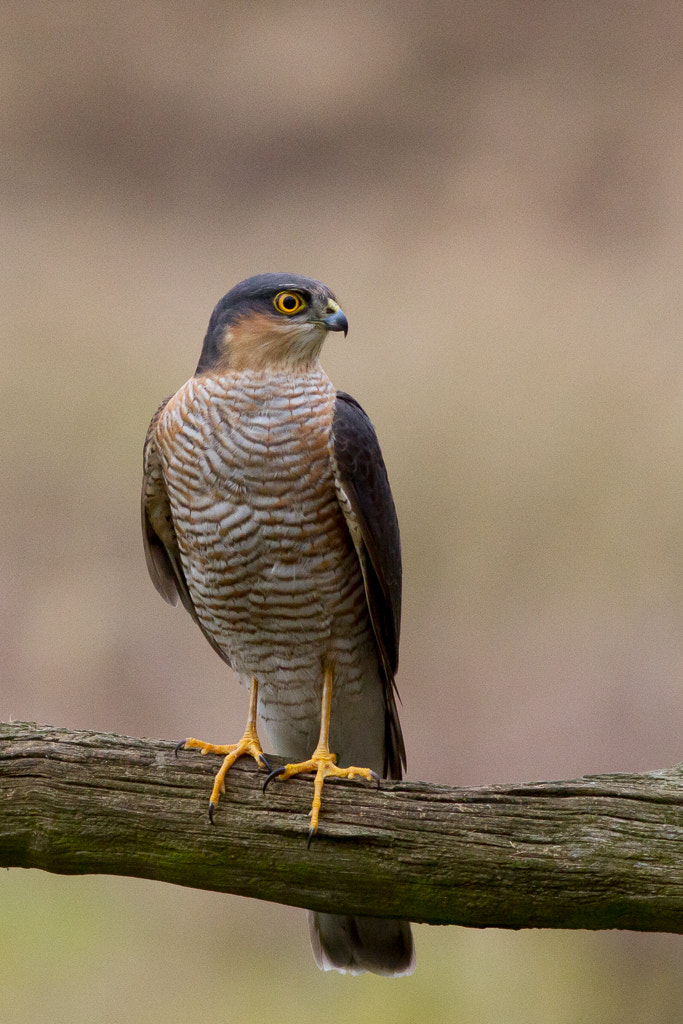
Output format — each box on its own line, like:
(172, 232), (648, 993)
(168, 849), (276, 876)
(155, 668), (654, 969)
(2, 1), (683, 1020)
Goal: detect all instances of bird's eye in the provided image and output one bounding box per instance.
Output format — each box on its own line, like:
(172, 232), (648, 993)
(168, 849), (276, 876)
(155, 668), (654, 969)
(274, 291), (306, 315)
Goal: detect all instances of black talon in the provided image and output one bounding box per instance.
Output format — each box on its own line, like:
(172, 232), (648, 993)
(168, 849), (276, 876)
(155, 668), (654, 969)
(307, 828), (318, 850)
(174, 739), (187, 758)
(371, 771), (381, 789)
(258, 753), (273, 773)
(208, 801), (216, 825)
(263, 765), (286, 793)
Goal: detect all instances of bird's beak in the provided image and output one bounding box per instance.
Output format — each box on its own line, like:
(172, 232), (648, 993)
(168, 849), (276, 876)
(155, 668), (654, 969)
(323, 304), (348, 336)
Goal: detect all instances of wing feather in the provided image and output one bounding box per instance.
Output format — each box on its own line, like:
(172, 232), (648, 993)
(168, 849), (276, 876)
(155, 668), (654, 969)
(331, 392), (406, 778)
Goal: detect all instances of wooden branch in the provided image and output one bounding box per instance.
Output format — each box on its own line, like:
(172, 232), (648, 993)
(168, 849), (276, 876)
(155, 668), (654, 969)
(2, 721), (683, 931)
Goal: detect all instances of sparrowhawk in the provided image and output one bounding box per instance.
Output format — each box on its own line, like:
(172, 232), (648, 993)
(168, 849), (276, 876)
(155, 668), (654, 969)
(141, 273), (414, 976)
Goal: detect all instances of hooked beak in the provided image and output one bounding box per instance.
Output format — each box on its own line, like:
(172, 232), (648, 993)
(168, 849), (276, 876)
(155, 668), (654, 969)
(322, 304), (348, 336)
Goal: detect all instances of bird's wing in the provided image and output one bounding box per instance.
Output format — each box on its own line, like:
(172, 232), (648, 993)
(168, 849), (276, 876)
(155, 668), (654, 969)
(331, 391), (406, 778)
(141, 398), (226, 661)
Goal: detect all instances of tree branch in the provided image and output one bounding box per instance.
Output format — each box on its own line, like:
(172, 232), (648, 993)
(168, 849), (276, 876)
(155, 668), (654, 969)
(2, 721), (683, 931)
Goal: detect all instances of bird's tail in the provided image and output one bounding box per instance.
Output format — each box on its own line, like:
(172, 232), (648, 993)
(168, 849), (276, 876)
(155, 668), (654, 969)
(308, 911), (415, 976)
(306, 665), (414, 975)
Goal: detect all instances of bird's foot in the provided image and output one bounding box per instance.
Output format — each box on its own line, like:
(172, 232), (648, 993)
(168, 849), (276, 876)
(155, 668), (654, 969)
(181, 731), (271, 823)
(264, 748), (380, 845)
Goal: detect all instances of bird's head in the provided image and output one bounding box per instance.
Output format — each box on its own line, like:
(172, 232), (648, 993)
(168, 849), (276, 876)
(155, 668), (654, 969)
(195, 273), (348, 375)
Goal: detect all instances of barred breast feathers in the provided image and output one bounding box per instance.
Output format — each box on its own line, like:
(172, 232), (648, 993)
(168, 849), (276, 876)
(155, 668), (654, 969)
(152, 367), (371, 681)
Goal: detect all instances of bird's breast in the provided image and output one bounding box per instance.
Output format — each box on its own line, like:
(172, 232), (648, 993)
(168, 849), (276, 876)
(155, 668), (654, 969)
(155, 369), (369, 679)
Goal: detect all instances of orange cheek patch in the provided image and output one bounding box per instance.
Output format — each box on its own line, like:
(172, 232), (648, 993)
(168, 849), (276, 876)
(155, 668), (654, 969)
(215, 314), (323, 372)
(221, 314), (283, 372)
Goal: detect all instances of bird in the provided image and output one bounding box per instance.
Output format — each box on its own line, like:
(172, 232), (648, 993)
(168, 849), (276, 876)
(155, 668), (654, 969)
(141, 272), (414, 976)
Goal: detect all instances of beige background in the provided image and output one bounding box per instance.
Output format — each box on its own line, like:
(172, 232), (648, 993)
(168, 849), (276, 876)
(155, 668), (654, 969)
(3, 2), (683, 1020)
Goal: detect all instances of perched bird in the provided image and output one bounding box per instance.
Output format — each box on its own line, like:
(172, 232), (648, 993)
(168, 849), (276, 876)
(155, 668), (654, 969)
(141, 273), (414, 976)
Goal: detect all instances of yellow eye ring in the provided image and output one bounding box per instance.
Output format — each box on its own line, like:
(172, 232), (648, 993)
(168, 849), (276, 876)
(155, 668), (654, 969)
(274, 291), (306, 315)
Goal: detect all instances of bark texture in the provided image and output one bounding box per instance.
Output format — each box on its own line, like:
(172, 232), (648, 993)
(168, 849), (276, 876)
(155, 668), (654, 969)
(2, 722), (683, 931)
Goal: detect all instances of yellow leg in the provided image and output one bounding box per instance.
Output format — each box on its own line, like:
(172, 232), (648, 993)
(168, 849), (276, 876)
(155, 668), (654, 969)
(264, 664), (379, 843)
(181, 677), (269, 822)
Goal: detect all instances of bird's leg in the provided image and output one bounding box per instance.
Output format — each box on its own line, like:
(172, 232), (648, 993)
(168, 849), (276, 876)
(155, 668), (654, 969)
(263, 664), (379, 843)
(181, 676), (270, 822)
